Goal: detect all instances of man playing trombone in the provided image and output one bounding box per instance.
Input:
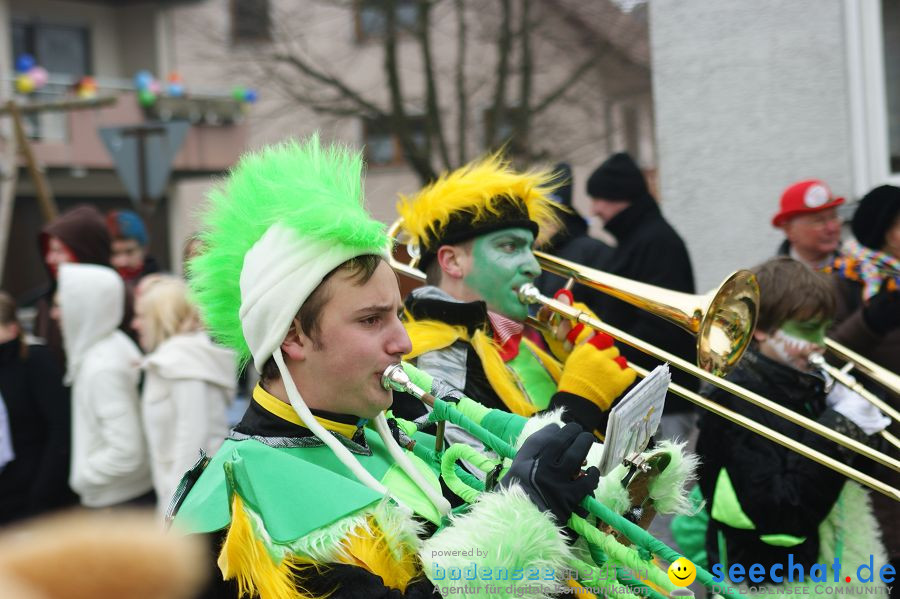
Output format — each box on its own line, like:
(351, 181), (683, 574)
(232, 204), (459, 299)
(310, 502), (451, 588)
(392, 154), (637, 441)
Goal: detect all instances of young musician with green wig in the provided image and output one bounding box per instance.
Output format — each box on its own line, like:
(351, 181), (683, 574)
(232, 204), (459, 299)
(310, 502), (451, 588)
(170, 136), (610, 599)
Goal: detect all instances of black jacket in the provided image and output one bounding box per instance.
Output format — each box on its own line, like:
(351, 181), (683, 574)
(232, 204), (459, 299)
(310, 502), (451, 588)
(596, 196), (698, 412)
(696, 348), (874, 578)
(0, 339), (77, 523)
(535, 207), (613, 316)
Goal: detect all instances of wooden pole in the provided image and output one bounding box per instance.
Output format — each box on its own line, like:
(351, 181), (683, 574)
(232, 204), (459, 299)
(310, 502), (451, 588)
(6, 100), (58, 222)
(0, 125), (18, 284)
(0, 95), (116, 116)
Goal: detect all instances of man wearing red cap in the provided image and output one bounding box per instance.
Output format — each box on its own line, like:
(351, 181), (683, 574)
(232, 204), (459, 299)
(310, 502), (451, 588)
(773, 179), (844, 271)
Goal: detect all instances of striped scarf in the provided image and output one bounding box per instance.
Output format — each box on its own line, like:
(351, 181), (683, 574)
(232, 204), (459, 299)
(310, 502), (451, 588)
(830, 239), (900, 300)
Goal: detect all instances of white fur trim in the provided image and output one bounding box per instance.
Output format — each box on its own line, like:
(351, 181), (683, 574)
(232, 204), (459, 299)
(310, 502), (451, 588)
(514, 409), (567, 451)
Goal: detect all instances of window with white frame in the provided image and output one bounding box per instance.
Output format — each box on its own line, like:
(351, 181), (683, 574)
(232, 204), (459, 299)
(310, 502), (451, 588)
(11, 19), (91, 140)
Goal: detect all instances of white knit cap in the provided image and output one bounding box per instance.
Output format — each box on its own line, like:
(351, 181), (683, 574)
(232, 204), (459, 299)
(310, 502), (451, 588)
(239, 223), (374, 372)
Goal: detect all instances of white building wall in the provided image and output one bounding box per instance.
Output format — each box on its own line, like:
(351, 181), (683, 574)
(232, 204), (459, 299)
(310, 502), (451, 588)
(649, 0), (854, 291)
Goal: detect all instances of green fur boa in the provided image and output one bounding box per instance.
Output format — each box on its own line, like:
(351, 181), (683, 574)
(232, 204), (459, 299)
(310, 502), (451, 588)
(421, 485), (573, 599)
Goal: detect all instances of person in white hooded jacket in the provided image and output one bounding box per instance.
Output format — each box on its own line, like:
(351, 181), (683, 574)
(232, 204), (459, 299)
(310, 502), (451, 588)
(55, 263), (152, 507)
(132, 275), (235, 515)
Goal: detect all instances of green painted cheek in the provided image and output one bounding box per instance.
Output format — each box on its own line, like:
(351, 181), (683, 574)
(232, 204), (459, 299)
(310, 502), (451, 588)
(780, 319), (829, 345)
(465, 237), (533, 320)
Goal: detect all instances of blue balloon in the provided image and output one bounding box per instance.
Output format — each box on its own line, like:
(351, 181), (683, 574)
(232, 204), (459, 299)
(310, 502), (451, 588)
(243, 88), (258, 103)
(134, 70), (154, 90)
(167, 83), (185, 97)
(15, 54), (35, 73)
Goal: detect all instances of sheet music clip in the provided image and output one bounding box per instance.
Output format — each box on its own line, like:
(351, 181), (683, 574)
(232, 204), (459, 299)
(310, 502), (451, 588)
(595, 364), (671, 477)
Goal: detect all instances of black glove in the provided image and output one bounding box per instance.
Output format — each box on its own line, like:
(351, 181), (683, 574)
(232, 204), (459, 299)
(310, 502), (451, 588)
(862, 285), (900, 335)
(500, 422), (600, 526)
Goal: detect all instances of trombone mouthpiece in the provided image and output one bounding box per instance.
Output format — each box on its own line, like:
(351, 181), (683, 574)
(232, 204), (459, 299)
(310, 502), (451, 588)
(381, 363), (411, 393)
(517, 283), (541, 305)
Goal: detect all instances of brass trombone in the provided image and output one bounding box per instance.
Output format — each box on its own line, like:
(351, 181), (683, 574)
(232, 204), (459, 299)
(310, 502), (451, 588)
(825, 338), (900, 399)
(387, 218), (900, 501)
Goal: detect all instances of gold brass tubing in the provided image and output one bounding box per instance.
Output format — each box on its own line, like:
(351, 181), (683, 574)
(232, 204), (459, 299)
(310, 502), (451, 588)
(627, 363), (900, 503)
(810, 355), (900, 422)
(534, 250), (760, 378)
(517, 284), (900, 474)
(825, 338), (900, 398)
(883, 430), (900, 453)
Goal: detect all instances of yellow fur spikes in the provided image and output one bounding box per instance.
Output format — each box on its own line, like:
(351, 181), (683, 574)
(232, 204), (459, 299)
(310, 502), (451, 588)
(218, 495), (324, 599)
(397, 153), (561, 249)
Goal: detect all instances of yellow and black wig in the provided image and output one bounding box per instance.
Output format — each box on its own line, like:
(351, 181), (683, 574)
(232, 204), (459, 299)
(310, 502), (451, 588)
(396, 154), (561, 269)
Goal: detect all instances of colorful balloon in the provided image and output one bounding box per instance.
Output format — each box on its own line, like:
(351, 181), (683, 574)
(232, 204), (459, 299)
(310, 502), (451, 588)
(231, 86), (246, 102)
(167, 83), (185, 97)
(137, 89), (157, 107)
(134, 70), (154, 90)
(77, 77), (98, 99)
(15, 74), (35, 94)
(27, 66), (49, 89)
(15, 54), (35, 73)
(243, 88), (258, 103)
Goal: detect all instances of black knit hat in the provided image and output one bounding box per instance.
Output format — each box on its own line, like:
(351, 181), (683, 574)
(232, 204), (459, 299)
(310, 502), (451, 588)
(851, 185), (900, 250)
(586, 152), (648, 202)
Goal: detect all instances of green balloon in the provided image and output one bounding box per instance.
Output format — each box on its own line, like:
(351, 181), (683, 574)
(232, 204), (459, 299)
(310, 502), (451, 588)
(138, 89), (157, 107)
(232, 86), (246, 101)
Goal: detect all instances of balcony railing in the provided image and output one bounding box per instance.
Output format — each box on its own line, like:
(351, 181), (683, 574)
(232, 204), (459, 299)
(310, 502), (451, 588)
(2, 75), (248, 173)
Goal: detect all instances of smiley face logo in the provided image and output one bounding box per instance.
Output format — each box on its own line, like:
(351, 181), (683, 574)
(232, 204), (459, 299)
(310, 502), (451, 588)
(667, 557), (696, 587)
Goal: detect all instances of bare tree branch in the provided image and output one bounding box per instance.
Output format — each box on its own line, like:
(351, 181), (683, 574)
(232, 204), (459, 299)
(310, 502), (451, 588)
(486, 0), (512, 149)
(269, 52), (386, 117)
(383, 0), (437, 182)
(530, 54), (596, 116)
(418, 0), (452, 170)
(454, 0), (469, 165)
(514, 0), (533, 156)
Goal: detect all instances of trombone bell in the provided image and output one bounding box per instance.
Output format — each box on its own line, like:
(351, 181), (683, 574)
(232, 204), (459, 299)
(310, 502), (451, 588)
(534, 251), (759, 376)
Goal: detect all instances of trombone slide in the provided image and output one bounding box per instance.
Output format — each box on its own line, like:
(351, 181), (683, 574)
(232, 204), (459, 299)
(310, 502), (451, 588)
(626, 363), (900, 503)
(516, 283), (900, 474)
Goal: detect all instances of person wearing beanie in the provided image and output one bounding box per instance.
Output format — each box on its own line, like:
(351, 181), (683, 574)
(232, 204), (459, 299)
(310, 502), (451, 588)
(534, 163), (613, 314)
(827, 184), (900, 370)
(107, 210), (159, 285)
(772, 179), (845, 271)
(393, 154), (636, 442)
(25, 205), (113, 370)
(826, 185), (900, 582)
(585, 152), (697, 441)
(170, 137), (607, 598)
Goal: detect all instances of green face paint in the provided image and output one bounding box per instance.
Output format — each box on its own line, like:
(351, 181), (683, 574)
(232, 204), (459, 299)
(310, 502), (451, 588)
(464, 228), (540, 321)
(780, 319), (830, 346)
